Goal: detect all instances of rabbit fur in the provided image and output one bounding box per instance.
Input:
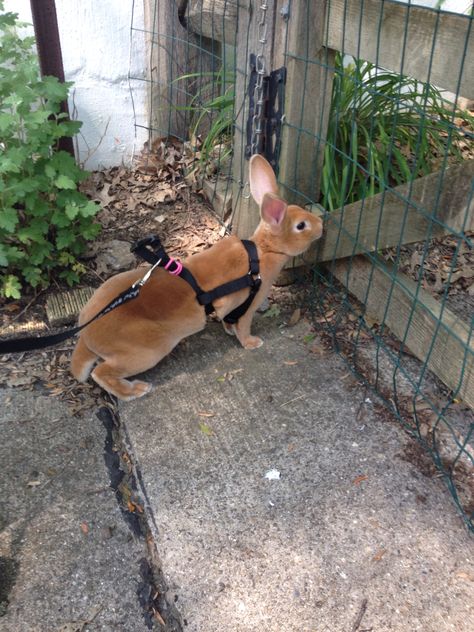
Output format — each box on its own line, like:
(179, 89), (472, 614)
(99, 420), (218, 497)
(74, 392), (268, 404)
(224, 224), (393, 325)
(70, 154), (323, 400)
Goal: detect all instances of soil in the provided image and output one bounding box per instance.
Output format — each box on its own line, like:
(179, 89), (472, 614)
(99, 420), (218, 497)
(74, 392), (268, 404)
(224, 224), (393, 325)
(384, 231), (474, 323)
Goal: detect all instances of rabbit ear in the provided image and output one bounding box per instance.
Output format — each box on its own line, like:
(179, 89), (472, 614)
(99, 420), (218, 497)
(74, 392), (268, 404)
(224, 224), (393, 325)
(249, 154), (279, 205)
(261, 192), (287, 227)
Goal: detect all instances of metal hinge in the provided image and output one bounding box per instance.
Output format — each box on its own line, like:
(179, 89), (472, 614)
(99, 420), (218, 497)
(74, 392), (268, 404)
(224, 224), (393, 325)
(245, 53), (287, 174)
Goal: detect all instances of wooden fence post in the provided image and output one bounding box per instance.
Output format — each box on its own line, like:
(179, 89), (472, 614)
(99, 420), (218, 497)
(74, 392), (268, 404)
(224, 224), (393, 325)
(231, 1), (335, 237)
(231, 1), (279, 238)
(278, 0), (335, 206)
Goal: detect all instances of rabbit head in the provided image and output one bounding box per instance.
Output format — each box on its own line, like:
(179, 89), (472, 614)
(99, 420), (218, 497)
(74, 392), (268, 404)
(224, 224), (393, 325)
(249, 154), (323, 258)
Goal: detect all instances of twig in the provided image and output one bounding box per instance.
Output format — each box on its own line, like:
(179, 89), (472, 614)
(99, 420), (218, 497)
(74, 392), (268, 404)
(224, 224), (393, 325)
(279, 393), (306, 408)
(9, 289), (46, 323)
(351, 598), (368, 632)
(356, 388), (369, 422)
(83, 263), (107, 283)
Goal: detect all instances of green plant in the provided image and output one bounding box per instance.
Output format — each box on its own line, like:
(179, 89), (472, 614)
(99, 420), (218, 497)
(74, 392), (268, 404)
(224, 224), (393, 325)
(174, 67), (235, 167)
(321, 52), (474, 211)
(0, 4), (100, 299)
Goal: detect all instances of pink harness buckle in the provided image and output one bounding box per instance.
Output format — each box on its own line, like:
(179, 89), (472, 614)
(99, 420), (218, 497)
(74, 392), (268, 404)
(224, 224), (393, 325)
(165, 258), (183, 276)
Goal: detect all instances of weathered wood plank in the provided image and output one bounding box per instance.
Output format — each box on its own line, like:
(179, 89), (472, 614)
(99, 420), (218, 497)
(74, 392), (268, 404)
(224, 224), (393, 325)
(182, 1), (473, 99)
(144, 0), (220, 139)
(202, 176), (232, 219)
(331, 256), (474, 410)
(185, 0), (239, 45)
(231, 1), (335, 236)
(312, 161), (474, 263)
(231, 1), (282, 237)
(46, 288), (95, 327)
(278, 1), (335, 207)
(144, 1), (189, 138)
(326, 0), (474, 99)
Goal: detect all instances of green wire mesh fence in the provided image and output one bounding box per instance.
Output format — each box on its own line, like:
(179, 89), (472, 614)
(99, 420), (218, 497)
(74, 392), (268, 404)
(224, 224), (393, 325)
(131, 0), (474, 530)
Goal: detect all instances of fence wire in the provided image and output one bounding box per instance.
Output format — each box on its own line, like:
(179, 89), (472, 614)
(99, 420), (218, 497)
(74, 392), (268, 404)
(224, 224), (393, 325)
(131, 0), (474, 531)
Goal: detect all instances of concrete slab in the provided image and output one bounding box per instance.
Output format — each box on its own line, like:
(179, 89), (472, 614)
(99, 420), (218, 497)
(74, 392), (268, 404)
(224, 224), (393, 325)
(0, 389), (151, 632)
(120, 318), (474, 632)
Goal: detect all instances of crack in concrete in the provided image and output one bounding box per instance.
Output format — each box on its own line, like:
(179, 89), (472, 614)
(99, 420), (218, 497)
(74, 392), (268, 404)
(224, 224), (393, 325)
(98, 406), (183, 631)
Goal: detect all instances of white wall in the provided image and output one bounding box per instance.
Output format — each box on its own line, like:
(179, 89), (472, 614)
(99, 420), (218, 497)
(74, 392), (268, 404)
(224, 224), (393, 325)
(4, 0), (148, 170)
(410, 0), (472, 11)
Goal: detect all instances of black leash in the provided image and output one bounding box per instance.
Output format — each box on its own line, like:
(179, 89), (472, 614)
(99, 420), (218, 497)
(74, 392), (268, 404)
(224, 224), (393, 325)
(0, 276), (147, 354)
(0, 235), (261, 354)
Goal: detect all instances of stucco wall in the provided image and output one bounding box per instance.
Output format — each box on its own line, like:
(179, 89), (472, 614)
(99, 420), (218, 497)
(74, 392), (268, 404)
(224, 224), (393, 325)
(4, 0), (148, 170)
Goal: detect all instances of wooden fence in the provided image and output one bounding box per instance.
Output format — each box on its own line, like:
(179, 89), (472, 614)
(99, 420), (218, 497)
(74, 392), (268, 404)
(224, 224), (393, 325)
(144, 0), (473, 410)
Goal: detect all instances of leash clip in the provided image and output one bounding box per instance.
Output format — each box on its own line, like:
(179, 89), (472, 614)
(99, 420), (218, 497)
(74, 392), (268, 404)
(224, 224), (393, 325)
(133, 258), (163, 288)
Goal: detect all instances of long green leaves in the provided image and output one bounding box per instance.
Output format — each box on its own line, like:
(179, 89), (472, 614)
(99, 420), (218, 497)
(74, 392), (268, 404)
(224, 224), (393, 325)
(173, 67), (235, 167)
(321, 53), (473, 211)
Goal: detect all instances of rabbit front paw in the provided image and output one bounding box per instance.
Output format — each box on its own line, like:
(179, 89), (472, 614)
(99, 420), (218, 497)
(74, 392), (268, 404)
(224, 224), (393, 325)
(222, 321), (236, 336)
(242, 335), (264, 350)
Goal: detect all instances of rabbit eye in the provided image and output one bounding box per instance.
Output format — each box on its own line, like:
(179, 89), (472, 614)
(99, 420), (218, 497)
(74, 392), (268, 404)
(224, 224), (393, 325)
(296, 221), (306, 231)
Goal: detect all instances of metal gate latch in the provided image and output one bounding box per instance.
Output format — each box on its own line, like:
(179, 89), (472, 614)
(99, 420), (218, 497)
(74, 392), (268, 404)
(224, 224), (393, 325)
(246, 53), (287, 174)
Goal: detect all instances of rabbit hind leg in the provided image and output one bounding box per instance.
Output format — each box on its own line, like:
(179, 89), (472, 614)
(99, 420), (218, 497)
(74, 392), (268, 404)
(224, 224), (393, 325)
(71, 335), (99, 382)
(91, 347), (168, 401)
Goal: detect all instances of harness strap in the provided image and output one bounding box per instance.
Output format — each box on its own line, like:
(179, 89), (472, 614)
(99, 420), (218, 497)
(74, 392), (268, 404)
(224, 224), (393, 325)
(222, 240), (261, 324)
(133, 236), (262, 322)
(133, 236), (213, 313)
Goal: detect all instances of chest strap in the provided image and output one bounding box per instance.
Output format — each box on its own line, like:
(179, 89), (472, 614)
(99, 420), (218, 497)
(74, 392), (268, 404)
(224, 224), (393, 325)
(132, 236), (261, 324)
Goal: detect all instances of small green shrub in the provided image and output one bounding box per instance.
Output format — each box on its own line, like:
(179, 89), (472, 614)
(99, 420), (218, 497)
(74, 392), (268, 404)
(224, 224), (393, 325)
(0, 4), (100, 299)
(321, 52), (473, 211)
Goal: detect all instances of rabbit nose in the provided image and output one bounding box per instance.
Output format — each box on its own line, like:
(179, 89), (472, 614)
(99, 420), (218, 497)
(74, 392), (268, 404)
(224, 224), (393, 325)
(313, 217), (323, 238)
(314, 228), (322, 239)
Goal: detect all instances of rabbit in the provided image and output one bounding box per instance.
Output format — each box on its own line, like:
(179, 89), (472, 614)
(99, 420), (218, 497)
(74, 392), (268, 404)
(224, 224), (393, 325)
(70, 154), (323, 400)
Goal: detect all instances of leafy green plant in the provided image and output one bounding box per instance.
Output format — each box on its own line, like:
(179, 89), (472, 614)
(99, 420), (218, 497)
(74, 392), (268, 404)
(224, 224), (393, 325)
(0, 4), (100, 298)
(321, 52), (473, 211)
(174, 67), (235, 167)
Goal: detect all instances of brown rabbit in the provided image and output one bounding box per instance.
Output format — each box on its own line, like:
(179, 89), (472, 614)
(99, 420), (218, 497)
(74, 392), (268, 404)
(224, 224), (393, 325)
(70, 154), (323, 400)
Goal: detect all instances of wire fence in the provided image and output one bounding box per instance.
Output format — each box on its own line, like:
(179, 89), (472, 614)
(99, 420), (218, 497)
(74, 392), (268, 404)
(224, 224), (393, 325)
(131, 0), (474, 530)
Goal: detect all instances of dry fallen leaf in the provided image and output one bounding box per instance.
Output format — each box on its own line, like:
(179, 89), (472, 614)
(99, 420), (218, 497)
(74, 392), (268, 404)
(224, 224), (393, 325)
(3, 303), (20, 312)
(153, 188), (176, 204)
(309, 342), (326, 355)
(372, 549), (387, 562)
(288, 308), (301, 327)
(153, 609), (166, 626)
(127, 499), (143, 513)
(352, 474), (369, 486)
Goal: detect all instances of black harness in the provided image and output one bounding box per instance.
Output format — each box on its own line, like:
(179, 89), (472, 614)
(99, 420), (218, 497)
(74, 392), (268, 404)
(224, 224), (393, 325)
(132, 235), (261, 324)
(0, 235), (261, 354)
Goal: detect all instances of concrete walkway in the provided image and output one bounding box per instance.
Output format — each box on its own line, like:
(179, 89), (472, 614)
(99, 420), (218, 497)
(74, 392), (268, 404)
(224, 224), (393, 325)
(1, 316), (472, 631)
(0, 390), (155, 632)
(120, 317), (473, 632)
